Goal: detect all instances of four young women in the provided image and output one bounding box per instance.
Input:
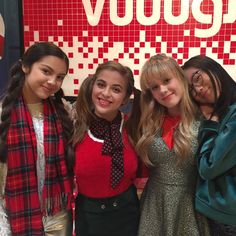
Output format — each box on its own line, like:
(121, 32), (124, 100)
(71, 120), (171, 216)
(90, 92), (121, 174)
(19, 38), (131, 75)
(1, 40), (234, 236)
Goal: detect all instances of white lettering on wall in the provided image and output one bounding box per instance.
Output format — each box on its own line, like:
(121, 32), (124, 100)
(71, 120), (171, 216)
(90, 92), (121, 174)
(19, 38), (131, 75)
(223, 0), (236, 23)
(136, 0), (160, 25)
(82, 0), (235, 38)
(192, 0), (222, 38)
(164, 0), (189, 25)
(82, 0), (105, 26)
(110, 0), (133, 25)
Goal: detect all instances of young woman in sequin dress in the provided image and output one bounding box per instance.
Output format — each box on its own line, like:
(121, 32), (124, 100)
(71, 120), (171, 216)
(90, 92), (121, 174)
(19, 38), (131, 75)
(136, 54), (210, 236)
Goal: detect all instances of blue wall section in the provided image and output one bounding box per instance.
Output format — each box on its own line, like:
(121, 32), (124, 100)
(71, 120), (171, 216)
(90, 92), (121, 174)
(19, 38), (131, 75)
(0, 0), (23, 95)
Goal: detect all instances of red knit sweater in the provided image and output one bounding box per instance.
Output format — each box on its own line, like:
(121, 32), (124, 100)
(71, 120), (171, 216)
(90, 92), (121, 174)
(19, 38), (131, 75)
(74, 128), (138, 198)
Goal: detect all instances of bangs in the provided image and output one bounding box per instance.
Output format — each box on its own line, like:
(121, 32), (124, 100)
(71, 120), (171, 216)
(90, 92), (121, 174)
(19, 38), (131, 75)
(141, 58), (179, 90)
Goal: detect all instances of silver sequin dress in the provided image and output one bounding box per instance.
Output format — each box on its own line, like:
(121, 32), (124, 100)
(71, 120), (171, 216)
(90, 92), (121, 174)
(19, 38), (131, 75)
(138, 122), (210, 236)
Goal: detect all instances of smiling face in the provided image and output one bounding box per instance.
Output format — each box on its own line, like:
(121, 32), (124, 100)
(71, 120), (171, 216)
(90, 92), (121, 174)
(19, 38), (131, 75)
(148, 73), (184, 116)
(92, 69), (128, 121)
(184, 67), (220, 105)
(22, 55), (67, 104)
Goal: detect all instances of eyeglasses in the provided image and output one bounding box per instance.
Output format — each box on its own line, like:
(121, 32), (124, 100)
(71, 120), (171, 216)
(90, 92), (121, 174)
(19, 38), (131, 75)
(189, 70), (203, 97)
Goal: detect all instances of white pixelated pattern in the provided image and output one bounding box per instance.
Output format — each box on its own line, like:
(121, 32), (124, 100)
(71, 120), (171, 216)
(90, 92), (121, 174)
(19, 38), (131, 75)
(23, 0), (236, 96)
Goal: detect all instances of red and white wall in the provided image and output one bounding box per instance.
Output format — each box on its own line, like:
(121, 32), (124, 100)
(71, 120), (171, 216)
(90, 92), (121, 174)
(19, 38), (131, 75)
(23, 0), (236, 96)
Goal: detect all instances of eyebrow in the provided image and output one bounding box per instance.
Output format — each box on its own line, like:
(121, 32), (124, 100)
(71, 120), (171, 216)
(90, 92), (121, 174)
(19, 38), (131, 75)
(96, 79), (123, 88)
(40, 64), (67, 76)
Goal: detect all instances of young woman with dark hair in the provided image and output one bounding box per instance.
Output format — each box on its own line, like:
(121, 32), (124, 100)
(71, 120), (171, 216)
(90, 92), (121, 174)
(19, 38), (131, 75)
(0, 42), (74, 235)
(183, 55), (236, 236)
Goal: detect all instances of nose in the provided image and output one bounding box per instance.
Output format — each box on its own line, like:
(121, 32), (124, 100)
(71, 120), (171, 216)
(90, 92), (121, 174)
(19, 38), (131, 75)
(102, 87), (111, 97)
(47, 76), (57, 86)
(194, 84), (203, 94)
(159, 85), (167, 94)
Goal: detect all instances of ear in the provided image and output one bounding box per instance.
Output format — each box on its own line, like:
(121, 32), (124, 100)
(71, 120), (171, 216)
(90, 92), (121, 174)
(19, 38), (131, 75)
(22, 64), (29, 74)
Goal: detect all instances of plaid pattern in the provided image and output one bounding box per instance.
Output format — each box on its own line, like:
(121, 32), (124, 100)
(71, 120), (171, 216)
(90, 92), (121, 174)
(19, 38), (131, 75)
(5, 96), (72, 235)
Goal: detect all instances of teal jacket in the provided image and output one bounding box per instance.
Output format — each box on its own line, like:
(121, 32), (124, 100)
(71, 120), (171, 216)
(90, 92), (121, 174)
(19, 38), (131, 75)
(195, 102), (236, 226)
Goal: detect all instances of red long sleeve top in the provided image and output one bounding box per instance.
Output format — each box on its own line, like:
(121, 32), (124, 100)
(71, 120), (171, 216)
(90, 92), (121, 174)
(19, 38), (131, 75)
(74, 128), (138, 198)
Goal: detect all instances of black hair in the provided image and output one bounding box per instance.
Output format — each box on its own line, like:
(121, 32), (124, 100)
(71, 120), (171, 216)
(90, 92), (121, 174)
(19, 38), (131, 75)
(182, 55), (236, 119)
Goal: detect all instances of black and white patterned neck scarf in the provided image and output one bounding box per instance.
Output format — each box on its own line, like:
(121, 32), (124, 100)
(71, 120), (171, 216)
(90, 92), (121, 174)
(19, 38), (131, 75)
(90, 112), (124, 188)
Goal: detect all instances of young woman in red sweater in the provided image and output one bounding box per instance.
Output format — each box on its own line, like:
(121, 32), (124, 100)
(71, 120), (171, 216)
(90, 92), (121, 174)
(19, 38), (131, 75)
(73, 61), (140, 236)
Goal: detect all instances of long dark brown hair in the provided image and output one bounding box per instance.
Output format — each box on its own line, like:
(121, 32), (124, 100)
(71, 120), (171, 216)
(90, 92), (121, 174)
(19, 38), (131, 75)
(0, 42), (74, 172)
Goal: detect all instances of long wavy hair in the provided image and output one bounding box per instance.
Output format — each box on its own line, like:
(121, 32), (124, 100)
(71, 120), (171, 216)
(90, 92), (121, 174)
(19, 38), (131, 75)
(136, 54), (198, 165)
(73, 61), (141, 145)
(0, 42), (74, 171)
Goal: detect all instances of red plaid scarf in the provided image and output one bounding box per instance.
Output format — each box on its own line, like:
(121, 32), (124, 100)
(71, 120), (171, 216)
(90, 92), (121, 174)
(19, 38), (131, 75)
(5, 96), (72, 235)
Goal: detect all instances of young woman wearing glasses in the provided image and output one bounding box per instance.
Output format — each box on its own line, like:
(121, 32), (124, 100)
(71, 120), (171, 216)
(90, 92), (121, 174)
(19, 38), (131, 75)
(182, 55), (236, 236)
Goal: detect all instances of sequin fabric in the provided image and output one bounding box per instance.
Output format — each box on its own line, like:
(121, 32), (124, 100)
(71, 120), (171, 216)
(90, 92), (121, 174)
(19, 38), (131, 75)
(27, 103), (45, 204)
(0, 200), (11, 236)
(138, 122), (210, 236)
(0, 111), (12, 235)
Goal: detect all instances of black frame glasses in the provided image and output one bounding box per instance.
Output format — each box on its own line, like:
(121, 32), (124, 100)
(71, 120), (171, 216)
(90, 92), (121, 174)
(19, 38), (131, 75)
(189, 70), (203, 97)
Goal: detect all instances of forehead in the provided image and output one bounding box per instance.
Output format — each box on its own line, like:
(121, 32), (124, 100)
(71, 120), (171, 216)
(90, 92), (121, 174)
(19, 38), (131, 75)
(146, 69), (175, 85)
(183, 67), (199, 84)
(36, 56), (67, 74)
(96, 69), (126, 86)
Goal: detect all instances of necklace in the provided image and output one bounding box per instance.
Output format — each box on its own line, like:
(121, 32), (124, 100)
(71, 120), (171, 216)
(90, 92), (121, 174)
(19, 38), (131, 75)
(27, 102), (43, 118)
